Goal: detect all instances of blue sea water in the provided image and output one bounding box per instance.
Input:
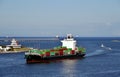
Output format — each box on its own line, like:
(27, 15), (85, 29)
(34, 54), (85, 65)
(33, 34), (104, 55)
(0, 37), (120, 77)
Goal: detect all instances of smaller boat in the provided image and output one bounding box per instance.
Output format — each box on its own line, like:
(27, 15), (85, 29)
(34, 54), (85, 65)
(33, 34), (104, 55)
(100, 44), (112, 50)
(101, 44), (104, 48)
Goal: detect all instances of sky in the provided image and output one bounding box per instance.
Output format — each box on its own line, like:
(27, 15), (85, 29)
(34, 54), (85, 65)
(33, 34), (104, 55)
(0, 0), (120, 37)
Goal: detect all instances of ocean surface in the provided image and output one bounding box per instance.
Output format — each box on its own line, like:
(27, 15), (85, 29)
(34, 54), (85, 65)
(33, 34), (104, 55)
(0, 37), (120, 77)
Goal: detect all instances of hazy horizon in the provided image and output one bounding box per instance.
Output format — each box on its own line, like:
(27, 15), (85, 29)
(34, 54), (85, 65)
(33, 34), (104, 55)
(0, 0), (120, 37)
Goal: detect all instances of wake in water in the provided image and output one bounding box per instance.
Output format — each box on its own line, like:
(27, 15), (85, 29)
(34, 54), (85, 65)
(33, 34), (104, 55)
(85, 49), (106, 57)
(111, 49), (120, 52)
(85, 44), (112, 57)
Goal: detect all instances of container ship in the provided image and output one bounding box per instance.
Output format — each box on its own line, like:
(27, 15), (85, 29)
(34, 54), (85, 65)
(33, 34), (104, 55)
(25, 34), (86, 63)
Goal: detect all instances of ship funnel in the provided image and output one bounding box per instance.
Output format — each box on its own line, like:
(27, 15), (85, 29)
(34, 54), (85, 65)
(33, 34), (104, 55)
(67, 34), (73, 40)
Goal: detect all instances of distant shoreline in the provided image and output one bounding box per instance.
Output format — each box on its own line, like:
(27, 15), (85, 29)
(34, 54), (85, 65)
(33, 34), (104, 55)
(0, 47), (30, 54)
(0, 50), (28, 54)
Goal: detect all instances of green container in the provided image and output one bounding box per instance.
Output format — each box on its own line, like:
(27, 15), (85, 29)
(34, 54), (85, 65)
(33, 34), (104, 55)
(81, 48), (86, 53)
(77, 47), (86, 53)
(45, 49), (50, 52)
(64, 50), (70, 54)
(63, 50), (67, 52)
(35, 50), (40, 54)
(50, 52), (55, 56)
(78, 47), (81, 51)
(30, 49), (38, 53)
(68, 48), (72, 50)
(38, 51), (43, 54)
(30, 49), (43, 54)
(42, 51), (46, 54)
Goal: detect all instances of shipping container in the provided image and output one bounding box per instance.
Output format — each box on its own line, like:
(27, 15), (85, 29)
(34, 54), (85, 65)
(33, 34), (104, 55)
(38, 51), (43, 54)
(59, 51), (63, 56)
(45, 49), (50, 52)
(70, 50), (75, 55)
(55, 52), (59, 56)
(45, 52), (50, 56)
(63, 50), (71, 55)
(50, 52), (55, 56)
(68, 48), (72, 50)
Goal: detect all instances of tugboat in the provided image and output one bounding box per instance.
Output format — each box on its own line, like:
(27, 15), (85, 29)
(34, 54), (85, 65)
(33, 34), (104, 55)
(25, 34), (86, 63)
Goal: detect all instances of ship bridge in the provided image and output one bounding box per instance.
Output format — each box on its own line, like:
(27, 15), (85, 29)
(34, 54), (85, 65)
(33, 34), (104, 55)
(61, 34), (76, 50)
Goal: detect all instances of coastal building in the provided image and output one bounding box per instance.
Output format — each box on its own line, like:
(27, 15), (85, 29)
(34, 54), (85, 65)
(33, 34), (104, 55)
(7, 38), (21, 48)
